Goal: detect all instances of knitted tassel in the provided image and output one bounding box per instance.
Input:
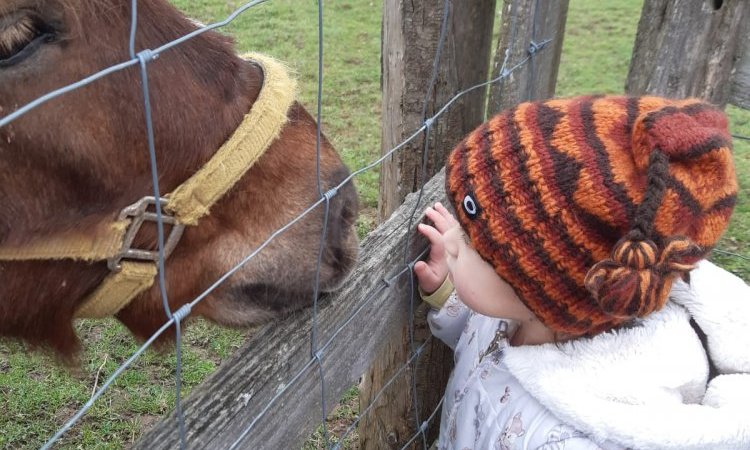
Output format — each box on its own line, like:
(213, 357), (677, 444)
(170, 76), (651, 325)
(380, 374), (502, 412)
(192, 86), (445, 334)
(585, 232), (702, 319)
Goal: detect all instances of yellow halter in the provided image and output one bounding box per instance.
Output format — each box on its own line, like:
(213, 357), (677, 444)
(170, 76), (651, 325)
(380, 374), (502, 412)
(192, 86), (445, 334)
(0, 53), (297, 318)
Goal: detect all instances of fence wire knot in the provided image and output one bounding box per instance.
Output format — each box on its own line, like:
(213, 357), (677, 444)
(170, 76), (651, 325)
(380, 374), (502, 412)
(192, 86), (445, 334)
(423, 117), (435, 129)
(173, 304), (192, 323)
(313, 349), (325, 364)
(323, 188), (338, 201)
(528, 38), (552, 56)
(527, 41), (542, 55)
(136, 49), (159, 63)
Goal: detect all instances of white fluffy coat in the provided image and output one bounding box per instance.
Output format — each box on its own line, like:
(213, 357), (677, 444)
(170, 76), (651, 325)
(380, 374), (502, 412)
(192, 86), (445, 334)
(430, 260), (750, 450)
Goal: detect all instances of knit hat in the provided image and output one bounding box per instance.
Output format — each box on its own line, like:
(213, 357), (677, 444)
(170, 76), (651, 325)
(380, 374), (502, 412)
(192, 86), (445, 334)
(445, 95), (737, 336)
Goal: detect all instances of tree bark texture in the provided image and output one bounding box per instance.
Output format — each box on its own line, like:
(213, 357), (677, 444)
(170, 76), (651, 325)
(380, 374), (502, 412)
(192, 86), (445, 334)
(626, 0), (748, 108)
(378, 0), (496, 222)
(487, 0), (569, 115)
(729, 9), (749, 110)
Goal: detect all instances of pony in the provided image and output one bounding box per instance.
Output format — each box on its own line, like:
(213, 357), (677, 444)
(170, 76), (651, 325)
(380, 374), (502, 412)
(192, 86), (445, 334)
(0, 0), (359, 358)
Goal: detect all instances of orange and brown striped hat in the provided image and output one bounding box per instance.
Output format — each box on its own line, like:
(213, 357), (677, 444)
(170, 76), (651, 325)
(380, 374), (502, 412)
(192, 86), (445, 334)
(445, 95), (737, 336)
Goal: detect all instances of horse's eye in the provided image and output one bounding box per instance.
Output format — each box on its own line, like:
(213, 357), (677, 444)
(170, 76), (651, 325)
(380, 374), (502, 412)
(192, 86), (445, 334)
(462, 194), (479, 219)
(0, 14), (55, 67)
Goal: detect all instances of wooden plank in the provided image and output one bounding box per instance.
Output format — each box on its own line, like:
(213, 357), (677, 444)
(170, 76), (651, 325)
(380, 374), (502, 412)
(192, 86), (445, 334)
(133, 170), (448, 450)
(626, 0), (748, 107)
(369, 1), (496, 448)
(453, 1), (500, 133)
(729, 13), (750, 110)
(487, 0), (570, 115)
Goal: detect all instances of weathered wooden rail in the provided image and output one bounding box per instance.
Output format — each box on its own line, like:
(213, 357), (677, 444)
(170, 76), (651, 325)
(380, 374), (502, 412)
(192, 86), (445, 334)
(134, 170), (448, 449)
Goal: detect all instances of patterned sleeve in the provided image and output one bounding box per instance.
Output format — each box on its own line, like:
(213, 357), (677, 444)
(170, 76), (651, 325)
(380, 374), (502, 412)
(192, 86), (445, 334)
(427, 291), (471, 351)
(535, 436), (608, 450)
(533, 424), (623, 450)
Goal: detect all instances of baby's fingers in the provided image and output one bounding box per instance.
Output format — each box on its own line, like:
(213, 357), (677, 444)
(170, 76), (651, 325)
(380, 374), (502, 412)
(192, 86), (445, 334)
(417, 222), (443, 248)
(424, 207), (449, 233)
(434, 202), (460, 228)
(425, 202), (459, 234)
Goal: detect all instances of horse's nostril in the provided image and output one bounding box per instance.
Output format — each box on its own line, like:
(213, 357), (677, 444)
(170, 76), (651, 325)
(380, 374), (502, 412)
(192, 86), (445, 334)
(337, 174), (359, 225)
(343, 197), (357, 226)
(333, 246), (344, 265)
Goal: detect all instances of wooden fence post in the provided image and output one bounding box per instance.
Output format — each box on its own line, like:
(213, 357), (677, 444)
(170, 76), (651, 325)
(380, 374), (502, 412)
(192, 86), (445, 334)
(729, 10), (750, 110)
(377, 0), (497, 222)
(626, 0), (749, 107)
(487, 0), (570, 115)
(363, 0), (496, 448)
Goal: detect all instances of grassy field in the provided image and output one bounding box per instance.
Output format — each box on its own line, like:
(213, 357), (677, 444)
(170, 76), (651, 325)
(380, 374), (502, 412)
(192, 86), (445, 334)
(1, 0), (748, 449)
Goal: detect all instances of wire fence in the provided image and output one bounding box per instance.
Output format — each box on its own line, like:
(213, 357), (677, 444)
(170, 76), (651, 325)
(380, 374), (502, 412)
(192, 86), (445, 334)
(0, 0), (746, 449)
(0, 1), (539, 447)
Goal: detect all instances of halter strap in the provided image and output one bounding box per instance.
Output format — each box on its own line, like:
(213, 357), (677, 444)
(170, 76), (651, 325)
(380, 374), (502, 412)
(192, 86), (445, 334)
(0, 53), (297, 318)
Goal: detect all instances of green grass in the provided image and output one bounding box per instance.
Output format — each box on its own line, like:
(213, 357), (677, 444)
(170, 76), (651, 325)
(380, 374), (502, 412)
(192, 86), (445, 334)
(556, 0), (644, 96)
(715, 107), (750, 279)
(184, 0), (384, 218)
(0, 319), (245, 449)
(303, 386), (360, 450)
(2, 0), (748, 449)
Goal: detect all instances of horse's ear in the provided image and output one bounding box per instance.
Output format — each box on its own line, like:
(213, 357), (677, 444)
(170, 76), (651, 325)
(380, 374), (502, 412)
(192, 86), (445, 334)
(185, 16), (236, 46)
(243, 60), (264, 104)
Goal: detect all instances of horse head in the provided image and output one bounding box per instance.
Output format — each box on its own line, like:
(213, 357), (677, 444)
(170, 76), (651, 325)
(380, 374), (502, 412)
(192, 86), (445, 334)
(0, 0), (359, 357)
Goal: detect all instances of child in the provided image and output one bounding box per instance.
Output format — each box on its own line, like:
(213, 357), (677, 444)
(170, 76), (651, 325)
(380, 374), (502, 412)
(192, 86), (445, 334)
(414, 96), (750, 450)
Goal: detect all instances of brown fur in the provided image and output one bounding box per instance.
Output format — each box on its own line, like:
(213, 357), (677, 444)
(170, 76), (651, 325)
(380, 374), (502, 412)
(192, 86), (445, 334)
(0, 0), (359, 359)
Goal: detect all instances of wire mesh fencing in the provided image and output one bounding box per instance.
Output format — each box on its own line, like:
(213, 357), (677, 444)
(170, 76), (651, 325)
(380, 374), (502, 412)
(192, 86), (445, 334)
(0, 0), (542, 447)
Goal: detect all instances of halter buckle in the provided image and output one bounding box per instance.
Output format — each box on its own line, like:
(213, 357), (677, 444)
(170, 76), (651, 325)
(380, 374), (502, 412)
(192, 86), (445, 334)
(108, 196), (185, 271)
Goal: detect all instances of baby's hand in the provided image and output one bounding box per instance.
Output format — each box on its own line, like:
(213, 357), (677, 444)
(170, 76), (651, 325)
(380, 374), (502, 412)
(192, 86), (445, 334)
(414, 202), (461, 294)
